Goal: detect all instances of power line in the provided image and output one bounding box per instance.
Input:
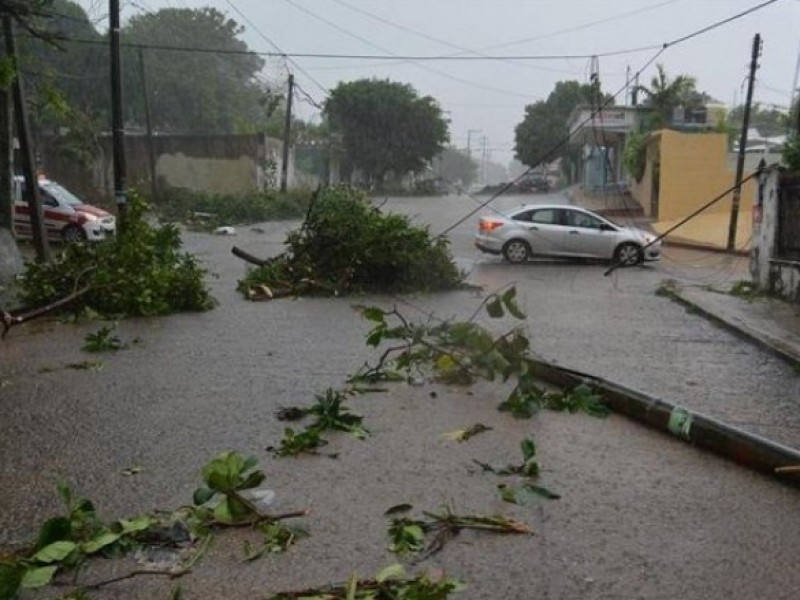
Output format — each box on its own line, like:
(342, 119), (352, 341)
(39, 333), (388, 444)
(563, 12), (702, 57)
(224, 0), (329, 99)
(434, 0), (781, 238)
(277, 0), (534, 99)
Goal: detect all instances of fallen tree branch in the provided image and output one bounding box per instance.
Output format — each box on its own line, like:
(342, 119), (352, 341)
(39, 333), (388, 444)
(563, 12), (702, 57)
(2, 284), (91, 339)
(231, 245), (275, 267)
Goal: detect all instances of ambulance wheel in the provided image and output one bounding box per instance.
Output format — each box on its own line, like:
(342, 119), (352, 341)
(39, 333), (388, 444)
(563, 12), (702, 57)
(62, 225), (86, 243)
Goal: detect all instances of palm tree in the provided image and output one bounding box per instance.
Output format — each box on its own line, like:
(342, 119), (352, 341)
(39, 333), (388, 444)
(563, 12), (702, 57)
(635, 64), (697, 128)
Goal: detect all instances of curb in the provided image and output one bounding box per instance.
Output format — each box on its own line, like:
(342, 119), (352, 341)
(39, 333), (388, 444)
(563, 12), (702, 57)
(531, 359), (800, 484)
(666, 290), (800, 369)
(661, 239), (750, 257)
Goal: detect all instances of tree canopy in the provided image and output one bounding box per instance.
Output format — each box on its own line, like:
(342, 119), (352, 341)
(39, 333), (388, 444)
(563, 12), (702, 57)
(514, 80), (612, 169)
(635, 64), (697, 128)
(324, 78), (449, 186)
(433, 147), (477, 187)
(728, 103), (790, 138)
(122, 7), (275, 133)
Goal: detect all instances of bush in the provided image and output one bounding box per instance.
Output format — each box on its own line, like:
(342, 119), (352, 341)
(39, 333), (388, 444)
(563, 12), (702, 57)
(238, 186), (463, 296)
(623, 132), (647, 182)
(783, 134), (800, 172)
(157, 188), (312, 229)
(19, 195), (215, 317)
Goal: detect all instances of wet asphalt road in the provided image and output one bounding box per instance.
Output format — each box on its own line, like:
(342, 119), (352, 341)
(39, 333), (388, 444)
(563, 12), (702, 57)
(2, 192), (800, 599)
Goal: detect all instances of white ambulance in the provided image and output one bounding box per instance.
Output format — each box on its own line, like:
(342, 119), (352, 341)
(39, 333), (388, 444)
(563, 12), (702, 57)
(12, 176), (116, 242)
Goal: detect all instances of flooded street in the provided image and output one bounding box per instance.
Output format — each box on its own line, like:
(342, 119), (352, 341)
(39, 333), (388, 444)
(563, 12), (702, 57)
(2, 194), (800, 599)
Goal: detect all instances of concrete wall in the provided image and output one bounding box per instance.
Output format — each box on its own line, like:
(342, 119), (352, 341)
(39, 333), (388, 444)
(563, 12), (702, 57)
(36, 134), (293, 203)
(751, 168), (800, 303)
(631, 129), (761, 222)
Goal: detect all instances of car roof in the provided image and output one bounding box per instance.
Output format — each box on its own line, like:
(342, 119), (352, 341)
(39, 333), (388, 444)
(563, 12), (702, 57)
(507, 204), (600, 215)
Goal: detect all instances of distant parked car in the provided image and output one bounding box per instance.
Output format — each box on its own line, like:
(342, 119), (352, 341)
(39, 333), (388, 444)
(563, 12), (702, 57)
(475, 204), (661, 265)
(12, 176), (116, 242)
(518, 175), (551, 193)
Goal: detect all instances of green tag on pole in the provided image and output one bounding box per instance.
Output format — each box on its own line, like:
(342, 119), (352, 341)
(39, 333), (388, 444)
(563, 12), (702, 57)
(667, 407), (693, 440)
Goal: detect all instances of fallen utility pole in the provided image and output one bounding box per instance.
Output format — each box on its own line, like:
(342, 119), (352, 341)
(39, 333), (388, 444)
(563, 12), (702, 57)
(3, 16), (49, 262)
(280, 73), (294, 192)
(531, 359), (800, 483)
(727, 33), (761, 252)
(110, 0), (127, 214)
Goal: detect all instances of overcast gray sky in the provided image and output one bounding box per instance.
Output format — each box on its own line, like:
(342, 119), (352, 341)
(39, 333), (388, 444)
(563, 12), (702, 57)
(79, 0), (799, 164)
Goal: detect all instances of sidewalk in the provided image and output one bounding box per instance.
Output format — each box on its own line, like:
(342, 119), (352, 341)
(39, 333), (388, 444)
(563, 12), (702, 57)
(668, 284), (800, 367)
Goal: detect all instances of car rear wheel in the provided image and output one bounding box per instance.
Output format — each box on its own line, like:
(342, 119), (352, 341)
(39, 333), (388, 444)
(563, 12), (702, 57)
(502, 239), (531, 264)
(62, 224), (86, 243)
(614, 242), (643, 266)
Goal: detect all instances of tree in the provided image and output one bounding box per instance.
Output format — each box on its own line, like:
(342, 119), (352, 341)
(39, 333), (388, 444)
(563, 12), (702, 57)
(635, 64), (697, 128)
(432, 147), (477, 187)
(324, 78), (449, 186)
(18, 1), (107, 166)
(514, 80), (611, 170)
(728, 103), (790, 138)
(1, 0), (54, 39)
(122, 7), (273, 133)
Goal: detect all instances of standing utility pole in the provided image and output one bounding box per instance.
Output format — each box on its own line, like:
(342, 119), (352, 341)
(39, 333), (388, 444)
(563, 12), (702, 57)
(138, 48), (158, 203)
(4, 17), (49, 261)
(727, 33), (761, 252)
(467, 129), (481, 160)
(110, 0), (127, 213)
(0, 21), (12, 232)
(280, 73), (294, 192)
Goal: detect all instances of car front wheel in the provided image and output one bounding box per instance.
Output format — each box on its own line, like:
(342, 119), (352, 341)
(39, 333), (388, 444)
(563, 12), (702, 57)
(614, 242), (643, 266)
(502, 239), (531, 264)
(62, 224), (86, 243)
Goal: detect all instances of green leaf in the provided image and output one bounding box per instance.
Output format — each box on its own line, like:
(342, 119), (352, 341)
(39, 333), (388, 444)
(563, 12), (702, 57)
(82, 532), (121, 554)
(56, 481), (72, 508)
(20, 566), (58, 589)
(0, 563), (24, 600)
(31, 541), (77, 564)
(193, 486), (215, 506)
(362, 307), (386, 323)
(521, 483), (561, 500)
(376, 563), (405, 583)
(520, 438), (536, 461)
(119, 516), (155, 534)
(240, 471), (266, 490)
(486, 296), (504, 318)
(501, 287), (526, 319)
(345, 573), (358, 600)
(34, 517), (72, 550)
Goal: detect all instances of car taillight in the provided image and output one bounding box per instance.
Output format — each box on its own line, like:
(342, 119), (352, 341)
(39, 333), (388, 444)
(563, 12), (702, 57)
(479, 218), (504, 232)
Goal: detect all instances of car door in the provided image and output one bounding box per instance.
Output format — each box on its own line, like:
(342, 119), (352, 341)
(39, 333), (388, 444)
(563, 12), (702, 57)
(512, 208), (570, 256)
(563, 209), (614, 259)
(16, 180), (63, 240)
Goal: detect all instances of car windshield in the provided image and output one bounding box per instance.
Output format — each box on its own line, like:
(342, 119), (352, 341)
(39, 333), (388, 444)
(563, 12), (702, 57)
(41, 182), (84, 206)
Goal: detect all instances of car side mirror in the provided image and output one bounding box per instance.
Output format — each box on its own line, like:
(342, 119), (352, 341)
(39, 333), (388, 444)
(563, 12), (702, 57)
(599, 223), (615, 232)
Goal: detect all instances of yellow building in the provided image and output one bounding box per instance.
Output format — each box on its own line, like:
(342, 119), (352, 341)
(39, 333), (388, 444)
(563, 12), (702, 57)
(631, 129), (766, 252)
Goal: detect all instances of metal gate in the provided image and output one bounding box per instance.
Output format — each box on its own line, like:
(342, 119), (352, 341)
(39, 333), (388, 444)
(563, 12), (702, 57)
(777, 179), (800, 260)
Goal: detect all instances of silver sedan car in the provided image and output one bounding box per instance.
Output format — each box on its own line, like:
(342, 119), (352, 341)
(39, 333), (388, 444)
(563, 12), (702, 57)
(475, 204), (661, 265)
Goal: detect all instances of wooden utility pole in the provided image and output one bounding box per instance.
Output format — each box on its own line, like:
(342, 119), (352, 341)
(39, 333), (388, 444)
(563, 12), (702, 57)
(727, 33), (761, 252)
(110, 0), (127, 213)
(280, 73), (294, 192)
(0, 23), (12, 232)
(3, 17), (49, 261)
(138, 48), (158, 203)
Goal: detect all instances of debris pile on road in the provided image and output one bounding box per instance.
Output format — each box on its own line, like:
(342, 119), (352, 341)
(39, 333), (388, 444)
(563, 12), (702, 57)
(234, 186), (463, 300)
